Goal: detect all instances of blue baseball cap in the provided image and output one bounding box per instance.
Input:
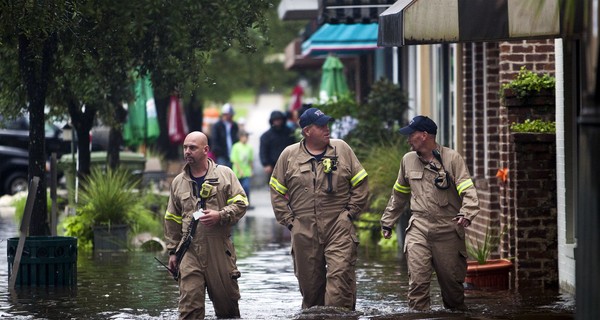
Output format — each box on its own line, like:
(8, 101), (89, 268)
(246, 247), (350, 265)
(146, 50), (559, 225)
(399, 115), (438, 135)
(299, 108), (334, 128)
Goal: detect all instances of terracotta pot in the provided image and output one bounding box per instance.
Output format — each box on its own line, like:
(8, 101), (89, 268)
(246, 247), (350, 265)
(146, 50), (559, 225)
(465, 259), (513, 290)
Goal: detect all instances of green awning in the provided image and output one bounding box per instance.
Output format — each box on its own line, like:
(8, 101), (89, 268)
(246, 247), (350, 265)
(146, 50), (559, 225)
(302, 23), (380, 56)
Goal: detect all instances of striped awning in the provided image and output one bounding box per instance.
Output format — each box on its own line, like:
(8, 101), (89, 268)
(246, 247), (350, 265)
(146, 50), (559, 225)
(378, 0), (562, 47)
(302, 23), (380, 56)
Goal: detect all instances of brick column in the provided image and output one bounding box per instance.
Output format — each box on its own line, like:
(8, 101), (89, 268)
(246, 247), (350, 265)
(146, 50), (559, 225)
(510, 133), (558, 289)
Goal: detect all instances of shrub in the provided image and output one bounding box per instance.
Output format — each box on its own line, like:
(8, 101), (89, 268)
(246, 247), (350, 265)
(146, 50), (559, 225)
(510, 119), (556, 133)
(501, 66), (555, 99)
(360, 136), (408, 212)
(61, 167), (161, 250)
(354, 137), (409, 251)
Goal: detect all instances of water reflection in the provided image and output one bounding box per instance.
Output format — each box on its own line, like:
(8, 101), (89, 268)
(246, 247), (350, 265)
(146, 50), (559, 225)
(0, 200), (575, 319)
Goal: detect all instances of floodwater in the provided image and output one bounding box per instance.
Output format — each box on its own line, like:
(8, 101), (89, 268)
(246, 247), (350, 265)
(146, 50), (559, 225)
(0, 188), (575, 319)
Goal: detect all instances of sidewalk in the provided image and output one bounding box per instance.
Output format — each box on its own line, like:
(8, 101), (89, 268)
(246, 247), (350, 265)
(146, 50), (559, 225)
(243, 93), (285, 217)
(244, 94), (285, 189)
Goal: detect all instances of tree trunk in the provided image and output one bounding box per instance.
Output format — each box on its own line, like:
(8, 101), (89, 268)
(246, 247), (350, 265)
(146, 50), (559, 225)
(18, 33), (57, 236)
(108, 103), (127, 169)
(68, 101), (97, 179)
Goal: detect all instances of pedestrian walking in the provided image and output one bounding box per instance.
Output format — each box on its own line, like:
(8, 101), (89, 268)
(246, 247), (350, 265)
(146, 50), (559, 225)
(259, 110), (296, 179)
(269, 107), (369, 310)
(164, 131), (248, 319)
(211, 103), (239, 168)
(380, 115), (479, 311)
(230, 130), (254, 207)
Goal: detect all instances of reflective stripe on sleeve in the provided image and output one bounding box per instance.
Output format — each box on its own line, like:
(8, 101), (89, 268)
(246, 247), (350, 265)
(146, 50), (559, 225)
(228, 194), (249, 206)
(164, 211), (182, 224)
(393, 181), (411, 194)
(351, 169), (368, 187)
(457, 179), (474, 195)
(269, 176), (288, 195)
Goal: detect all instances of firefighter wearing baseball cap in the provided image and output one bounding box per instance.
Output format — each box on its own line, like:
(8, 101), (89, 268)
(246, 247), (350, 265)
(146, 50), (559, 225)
(381, 115), (479, 311)
(269, 107), (369, 310)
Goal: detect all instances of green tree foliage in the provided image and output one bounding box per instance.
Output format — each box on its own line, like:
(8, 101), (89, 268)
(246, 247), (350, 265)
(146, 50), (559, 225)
(0, 0), (271, 236)
(317, 78), (409, 154)
(194, 4), (311, 104)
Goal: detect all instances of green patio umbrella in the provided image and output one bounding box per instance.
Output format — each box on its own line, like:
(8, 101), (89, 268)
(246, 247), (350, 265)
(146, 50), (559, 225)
(123, 74), (160, 147)
(319, 55), (349, 103)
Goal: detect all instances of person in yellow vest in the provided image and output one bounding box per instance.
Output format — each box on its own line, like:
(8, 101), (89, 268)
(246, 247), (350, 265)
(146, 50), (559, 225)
(164, 131), (248, 319)
(269, 108), (369, 310)
(381, 115), (479, 311)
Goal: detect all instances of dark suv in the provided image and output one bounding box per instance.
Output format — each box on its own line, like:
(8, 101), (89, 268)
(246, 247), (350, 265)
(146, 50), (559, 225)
(0, 116), (70, 195)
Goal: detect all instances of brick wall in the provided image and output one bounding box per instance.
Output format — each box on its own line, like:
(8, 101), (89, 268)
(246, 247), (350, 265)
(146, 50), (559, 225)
(461, 39), (557, 289)
(461, 42), (503, 256)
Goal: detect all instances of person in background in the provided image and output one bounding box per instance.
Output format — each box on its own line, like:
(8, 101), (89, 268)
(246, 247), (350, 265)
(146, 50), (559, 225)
(269, 107), (369, 311)
(164, 131), (248, 319)
(259, 110), (295, 180)
(285, 110), (298, 131)
(380, 115), (479, 311)
(211, 103), (239, 168)
(230, 130), (254, 208)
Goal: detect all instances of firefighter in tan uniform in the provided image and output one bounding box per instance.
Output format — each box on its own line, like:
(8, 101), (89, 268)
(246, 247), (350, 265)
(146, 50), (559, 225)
(381, 116), (479, 311)
(164, 131), (248, 319)
(269, 108), (368, 311)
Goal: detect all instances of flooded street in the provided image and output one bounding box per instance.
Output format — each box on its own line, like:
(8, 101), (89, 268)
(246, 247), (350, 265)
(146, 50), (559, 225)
(0, 188), (575, 319)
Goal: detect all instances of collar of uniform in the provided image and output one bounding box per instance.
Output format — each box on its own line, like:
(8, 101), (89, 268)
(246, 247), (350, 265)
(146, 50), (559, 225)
(182, 158), (219, 182)
(297, 139), (335, 163)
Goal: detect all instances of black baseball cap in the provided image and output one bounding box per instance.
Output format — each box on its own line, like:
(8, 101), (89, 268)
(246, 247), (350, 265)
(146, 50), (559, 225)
(399, 115), (438, 135)
(299, 108), (334, 128)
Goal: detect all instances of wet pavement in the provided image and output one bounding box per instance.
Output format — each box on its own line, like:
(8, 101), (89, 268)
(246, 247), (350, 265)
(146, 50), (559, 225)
(0, 96), (576, 319)
(0, 186), (575, 319)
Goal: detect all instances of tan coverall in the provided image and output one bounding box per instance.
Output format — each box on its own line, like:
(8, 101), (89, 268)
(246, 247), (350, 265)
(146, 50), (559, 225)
(381, 145), (479, 310)
(270, 139), (369, 310)
(164, 159), (248, 319)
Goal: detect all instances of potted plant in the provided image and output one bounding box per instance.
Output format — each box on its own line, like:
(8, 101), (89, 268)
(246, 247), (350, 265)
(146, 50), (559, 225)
(500, 66), (555, 100)
(465, 224), (513, 290)
(62, 167), (156, 251)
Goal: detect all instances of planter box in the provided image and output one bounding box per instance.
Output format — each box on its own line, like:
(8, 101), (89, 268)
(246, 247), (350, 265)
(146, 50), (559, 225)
(465, 259), (513, 290)
(93, 224), (129, 251)
(7, 236), (77, 286)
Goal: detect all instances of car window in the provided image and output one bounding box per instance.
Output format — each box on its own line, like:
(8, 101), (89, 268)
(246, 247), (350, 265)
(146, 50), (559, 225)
(0, 116), (61, 137)
(0, 117), (28, 130)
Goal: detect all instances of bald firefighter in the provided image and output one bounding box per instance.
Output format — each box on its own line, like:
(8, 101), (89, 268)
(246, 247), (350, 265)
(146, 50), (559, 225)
(164, 131), (248, 319)
(381, 115), (479, 311)
(269, 108), (369, 310)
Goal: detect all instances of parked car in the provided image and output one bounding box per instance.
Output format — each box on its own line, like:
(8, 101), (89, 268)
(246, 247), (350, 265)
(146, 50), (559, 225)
(0, 146), (30, 195)
(0, 116), (70, 157)
(0, 116), (102, 195)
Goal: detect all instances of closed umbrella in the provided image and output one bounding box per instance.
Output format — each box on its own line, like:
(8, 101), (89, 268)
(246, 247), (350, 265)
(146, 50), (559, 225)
(123, 75), (160, 147)
(319, 55), (355, 138)
(319, 55), (349, 103)
(167, 95), (189, 144)
(289, 84), (304, 112)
